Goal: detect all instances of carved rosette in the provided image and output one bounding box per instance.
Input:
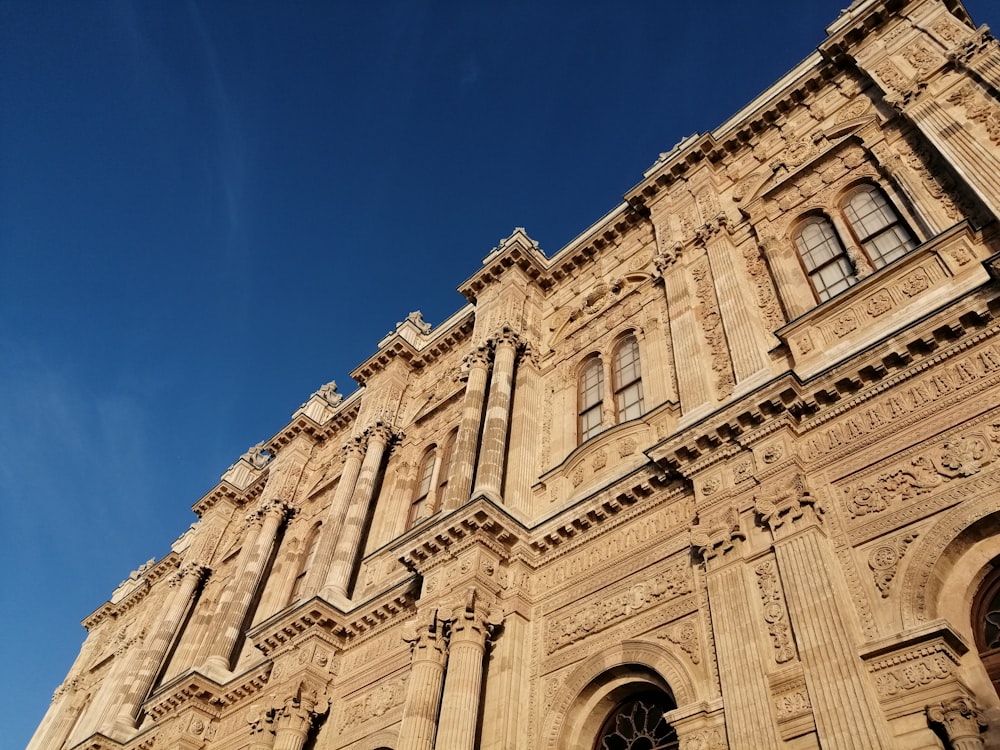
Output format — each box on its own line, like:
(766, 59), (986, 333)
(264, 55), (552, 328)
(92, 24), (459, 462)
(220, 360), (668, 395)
(868, 533), (918, 597)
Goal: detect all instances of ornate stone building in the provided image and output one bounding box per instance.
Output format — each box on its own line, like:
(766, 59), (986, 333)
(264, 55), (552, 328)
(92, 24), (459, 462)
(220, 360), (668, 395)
(29, 0), (1000, 748)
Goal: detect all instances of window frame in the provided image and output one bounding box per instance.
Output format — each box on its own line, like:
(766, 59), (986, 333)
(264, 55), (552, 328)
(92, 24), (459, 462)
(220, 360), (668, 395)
(578, 355), (605, 444)
(611, 334), (644, 424)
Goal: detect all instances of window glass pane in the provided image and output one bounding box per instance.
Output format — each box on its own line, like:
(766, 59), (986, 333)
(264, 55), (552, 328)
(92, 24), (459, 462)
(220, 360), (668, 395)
(616, 382), (644, 422)
(580, 406), (602, 442)
(844, 187), (895, 238)
(581, 360), (603, 411)
(416, 453), (434, 499)
(795, 219), (842, 271)
(865, 224), (917, 267)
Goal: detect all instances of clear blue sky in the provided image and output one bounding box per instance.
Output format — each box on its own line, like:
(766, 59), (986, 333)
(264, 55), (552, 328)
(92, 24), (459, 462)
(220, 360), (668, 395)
(2, 1), (995, 746)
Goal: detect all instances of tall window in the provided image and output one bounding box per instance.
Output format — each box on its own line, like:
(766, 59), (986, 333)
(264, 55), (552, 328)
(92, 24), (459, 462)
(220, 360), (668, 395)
(794, 216), (854, 302)
(613, 336), (644, 422)
(287, 523), (320, 605)
(842, 185), (916, 268)
(407, 450), (437, 529)
(794, 184), (917, 303)
(595, 690), (678, 750)
(579, 357), (604, 443)
(437, 430), (456, 500)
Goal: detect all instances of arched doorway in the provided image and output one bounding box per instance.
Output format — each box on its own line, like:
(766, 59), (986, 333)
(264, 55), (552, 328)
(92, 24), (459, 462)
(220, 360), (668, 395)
(593, 688), (678, 750)
(972, 556), (1000, 699)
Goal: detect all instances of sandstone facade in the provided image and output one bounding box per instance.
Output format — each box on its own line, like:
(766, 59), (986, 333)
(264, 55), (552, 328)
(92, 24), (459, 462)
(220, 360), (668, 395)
(30, 1), (1000, 748)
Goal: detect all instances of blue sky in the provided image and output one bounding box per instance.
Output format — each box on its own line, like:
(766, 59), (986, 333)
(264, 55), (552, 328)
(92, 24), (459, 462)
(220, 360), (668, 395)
(3, 1), (996, 745)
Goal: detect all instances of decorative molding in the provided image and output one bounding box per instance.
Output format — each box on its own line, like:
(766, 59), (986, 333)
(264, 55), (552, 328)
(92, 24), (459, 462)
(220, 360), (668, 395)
(755, 559), (796, 664)
(868, 533), (918, 597)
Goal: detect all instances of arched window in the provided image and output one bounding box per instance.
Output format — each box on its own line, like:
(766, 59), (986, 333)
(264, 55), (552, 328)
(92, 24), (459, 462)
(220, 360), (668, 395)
(842, 184), (917, 269)
(287, 523), (321, 605)
(793, 184), (919, 304)
(794, 215), (854, 302)
(407, 449), (437, 529)
(579, 357), (604, 443)
(972, 559), (1000, 699)
(594, 689), (678, 750)
(437, 429), (457, 499)
(613, 335), (644, 423)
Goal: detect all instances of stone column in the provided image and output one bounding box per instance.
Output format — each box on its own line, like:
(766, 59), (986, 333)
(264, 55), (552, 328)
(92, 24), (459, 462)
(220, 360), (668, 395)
(473, 331), (520, 503)
(927, 696), (988, 750)
(204, 498), (291, 676)
(321, 423), (393, 602)
(656, 249), (712, 415)
(115, 562), (207, 730)
(758, 480), (894, 749)
(703, 228), (771, 383)
(304, 437), (365, 598)
(435, 591), (497, 750)
(399, 610), (448, 750)
(273, 694), (320, 750)
(691, 514), (781, 750)
(444, 347), (491, 510)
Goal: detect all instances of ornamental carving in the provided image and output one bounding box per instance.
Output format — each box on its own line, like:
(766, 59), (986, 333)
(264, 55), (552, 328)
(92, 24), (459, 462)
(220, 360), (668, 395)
(680, 728), (728, 750)
(900, 268), (931, 297)
(865, 290), (895, 318)
(755, 559), (796, 663)
(339, 678), (406, 731)
(872, 651), (952, 697)
(743, 241), (785, 331)
(868, 533), (918, 597)
(546, 561), (692, 653)
(874, 60), (910, 95)
(690, 506), (744, 562)
(931, 16), (966, 45)
(755, 473), (820, 532)
(691, 260), (734, 398)
(902, 41), (940, 76)
(948, 83), (1000, 146)
(659, 620), (701, 664)
(844, 433), (992, 518)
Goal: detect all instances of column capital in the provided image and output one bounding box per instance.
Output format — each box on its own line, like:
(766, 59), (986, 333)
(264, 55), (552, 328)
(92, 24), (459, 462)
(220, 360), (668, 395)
(462, 346), (493, 373)
(690, 506), (745, 567)
(402, 608), (448, 663)
(340, 435), (366, 461)
(444, 587), (503, 644)
(364, 421), (398, 448)
(488, 327), (523, 352)
(927, 696), (987, 749)
(169, 562), (209, 588)
(652, 242), (684, 278)
(754, 472), (822, 535)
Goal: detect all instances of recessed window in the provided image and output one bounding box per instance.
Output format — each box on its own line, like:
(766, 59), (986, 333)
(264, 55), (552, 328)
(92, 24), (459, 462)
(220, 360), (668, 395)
(613, 335), (644, 423)
(842, 185), (916, 268)
(407, 450), (436, 529)
(794, 216), (854, 302)
(579, 357), (604, 443)
(793, 184), (917, 303)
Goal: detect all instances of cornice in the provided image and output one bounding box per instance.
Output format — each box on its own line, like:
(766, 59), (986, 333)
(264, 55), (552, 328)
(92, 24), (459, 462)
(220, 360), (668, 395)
(82, 553), (181, 631)
(248, 578), (419, 657)
(192, 471), (266, 517)
(351, 310), (475, 385)
(529, 465), (683, 556)
(393, 497), (522, 574)
(625, 62), (841, 210)
(143, 661), (273, 722)
(458, 237), (550, 303)
(648, 287), (999, 476)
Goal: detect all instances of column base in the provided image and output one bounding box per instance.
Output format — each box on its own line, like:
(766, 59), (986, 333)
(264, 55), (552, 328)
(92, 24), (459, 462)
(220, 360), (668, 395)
(201, 655), (234, 683)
